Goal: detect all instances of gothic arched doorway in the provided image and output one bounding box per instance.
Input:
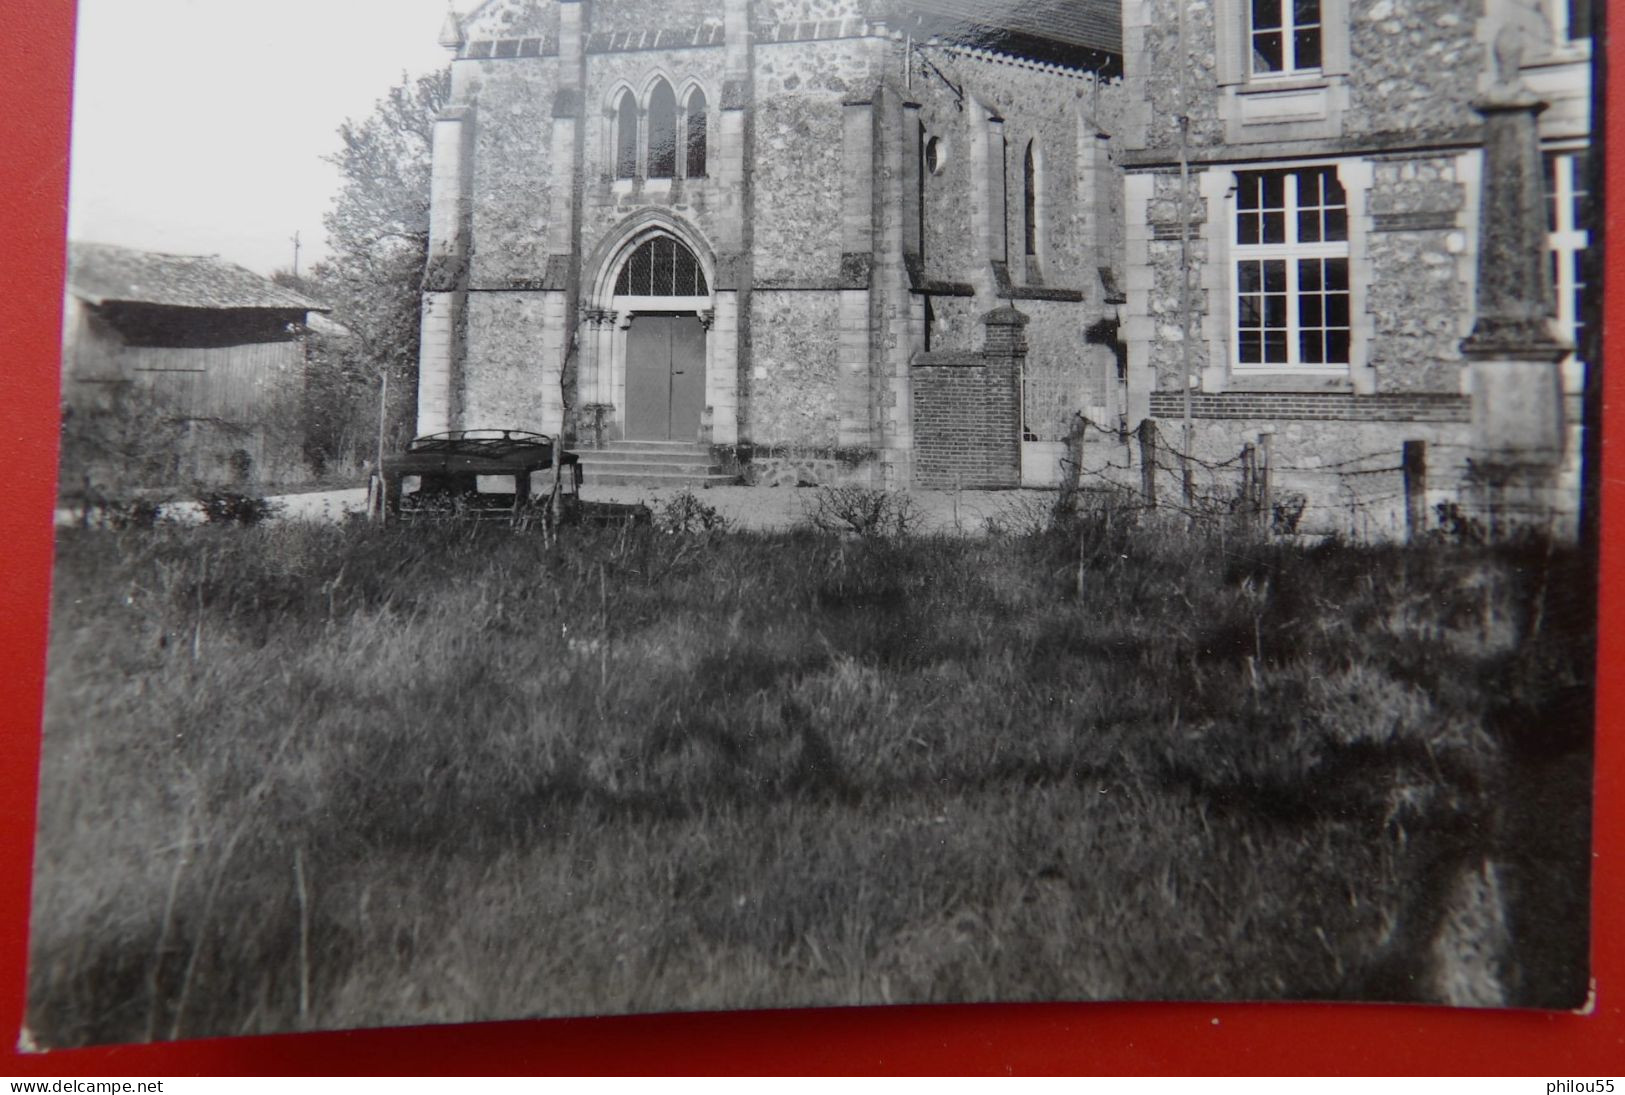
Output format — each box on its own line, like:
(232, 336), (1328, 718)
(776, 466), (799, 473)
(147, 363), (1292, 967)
(612, 234), (710, 441)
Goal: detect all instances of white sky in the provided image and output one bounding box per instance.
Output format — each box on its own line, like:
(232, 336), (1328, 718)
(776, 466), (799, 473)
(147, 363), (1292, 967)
(67, 0), (462, 275)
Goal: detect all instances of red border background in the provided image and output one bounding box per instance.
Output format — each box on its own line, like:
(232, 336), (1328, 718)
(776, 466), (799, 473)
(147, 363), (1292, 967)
(3, 1), (1621, 1075)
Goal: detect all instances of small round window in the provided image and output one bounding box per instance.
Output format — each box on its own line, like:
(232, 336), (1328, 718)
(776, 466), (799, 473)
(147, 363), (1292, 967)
(924, 136), (946, 176)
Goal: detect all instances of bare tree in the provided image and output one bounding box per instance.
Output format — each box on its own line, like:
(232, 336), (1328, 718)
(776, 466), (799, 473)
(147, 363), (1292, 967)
(290, 69), (450, 473)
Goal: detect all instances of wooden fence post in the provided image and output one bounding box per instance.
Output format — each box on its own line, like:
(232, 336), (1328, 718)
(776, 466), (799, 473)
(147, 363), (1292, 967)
(1258, 431), (1274, 531)
(1241, 442), (1257, 511)
(1064, 414), (1086, 502)
(1138, 419), (1157, 505)
(1181, 423), (1196, 508)
(1403, 439), (1428, 542)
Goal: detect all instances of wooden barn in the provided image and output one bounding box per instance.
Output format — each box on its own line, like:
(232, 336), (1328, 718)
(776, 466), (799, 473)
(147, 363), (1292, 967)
(60, 242), (327, 492)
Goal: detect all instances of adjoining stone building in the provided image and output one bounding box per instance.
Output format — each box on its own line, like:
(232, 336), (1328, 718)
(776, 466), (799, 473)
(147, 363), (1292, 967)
(1113, 0), (1592, 536)
(418, 0), (1125, 487)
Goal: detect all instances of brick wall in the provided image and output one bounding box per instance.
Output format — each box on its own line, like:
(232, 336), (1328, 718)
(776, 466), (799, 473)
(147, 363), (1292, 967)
(911, 307), (1026, 489)
(1148, 391), (1471, 422)
(911, 355), (1021, 488)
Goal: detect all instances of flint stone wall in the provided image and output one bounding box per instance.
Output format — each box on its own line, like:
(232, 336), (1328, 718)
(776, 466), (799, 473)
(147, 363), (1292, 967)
(752, 38), (875, 282)
(466, 60), (560, 288)
(1365, 153), (1473, 394)
(589, 0), (720, 34)
(746, 290), (842, 447)
(461, 0), (560, 41)
(462, 293), (554, 428)
(1124, 0), (1485, 155)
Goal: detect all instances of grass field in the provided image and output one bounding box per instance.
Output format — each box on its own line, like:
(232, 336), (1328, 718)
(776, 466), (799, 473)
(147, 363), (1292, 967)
(26, 497), (1594, 1045)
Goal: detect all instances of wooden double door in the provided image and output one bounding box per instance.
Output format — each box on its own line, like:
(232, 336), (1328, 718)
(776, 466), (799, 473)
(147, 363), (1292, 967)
(625, 314), (706, 442)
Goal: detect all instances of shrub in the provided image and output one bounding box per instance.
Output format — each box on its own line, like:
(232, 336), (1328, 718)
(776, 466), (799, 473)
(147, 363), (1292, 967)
(1272, 492), (1308, 536)
(196, 491), (280, 527)
(1435, 501), (1487, 545)
(985, 492), (1067, 539)
(802, 485), (924, 539)
(652, 490), (728, 534)
(94, 497), (164, 531)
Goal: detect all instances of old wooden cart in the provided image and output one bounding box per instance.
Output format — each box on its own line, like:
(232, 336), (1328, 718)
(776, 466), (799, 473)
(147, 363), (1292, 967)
(369, 429), (647, 526)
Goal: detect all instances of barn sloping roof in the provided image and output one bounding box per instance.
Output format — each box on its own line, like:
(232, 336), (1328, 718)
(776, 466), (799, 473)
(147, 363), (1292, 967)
(896, 0), (1122, 58)
(66, 242), (327, 312)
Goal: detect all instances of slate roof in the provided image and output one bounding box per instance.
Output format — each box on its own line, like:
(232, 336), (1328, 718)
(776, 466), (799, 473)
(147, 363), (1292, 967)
(897, 0), (1122, 58)
(66, 242), (327, 313)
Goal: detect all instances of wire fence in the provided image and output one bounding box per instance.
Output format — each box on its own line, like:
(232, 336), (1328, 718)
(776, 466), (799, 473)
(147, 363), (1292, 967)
(1050, 413), (1575, 542)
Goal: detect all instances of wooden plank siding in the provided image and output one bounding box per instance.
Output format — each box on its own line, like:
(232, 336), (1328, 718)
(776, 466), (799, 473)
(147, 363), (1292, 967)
(61, 306), (311, 489)
(125, 341), (305, 421)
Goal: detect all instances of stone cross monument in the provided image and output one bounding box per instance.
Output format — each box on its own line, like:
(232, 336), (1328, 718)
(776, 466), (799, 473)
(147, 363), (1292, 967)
(1459, 12), (1573, 536)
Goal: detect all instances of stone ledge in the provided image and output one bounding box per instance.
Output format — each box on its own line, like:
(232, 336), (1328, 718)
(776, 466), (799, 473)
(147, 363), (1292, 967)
(1224, 372), (1354, 393)
(1119, 126), (1482, 169)
(902, 253), (975, 296)
(991, 260), (1085, 302)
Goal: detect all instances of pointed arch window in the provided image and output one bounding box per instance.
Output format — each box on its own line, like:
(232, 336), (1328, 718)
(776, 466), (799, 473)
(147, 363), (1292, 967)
(1023, 140), (1039, 258)
(614, 236), (709, 297)
(685, 88), (708, 178)
(615, 91), (638, 179)
(647, 80), (678, 179)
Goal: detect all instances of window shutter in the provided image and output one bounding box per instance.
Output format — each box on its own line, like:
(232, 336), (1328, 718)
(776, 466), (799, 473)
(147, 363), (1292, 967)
(1216, 0), (1247, 86)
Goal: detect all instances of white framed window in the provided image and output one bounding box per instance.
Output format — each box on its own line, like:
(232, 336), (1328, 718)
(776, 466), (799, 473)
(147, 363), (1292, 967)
(1250, 0), (1322, 77)
(1545, 149), (1590, 355)
(1552, 0), (1591, 43)
(1232, 165), (1350, 368)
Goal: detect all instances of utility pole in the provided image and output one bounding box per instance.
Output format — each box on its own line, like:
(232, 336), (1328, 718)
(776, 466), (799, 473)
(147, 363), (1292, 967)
(291, 231), (302, 281)
(1176, 0), (1197, 507)
(376, 368), (389, 487)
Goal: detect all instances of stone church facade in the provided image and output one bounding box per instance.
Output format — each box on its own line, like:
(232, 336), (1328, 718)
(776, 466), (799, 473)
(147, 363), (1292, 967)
(418, 0), (1592, 522)
(418, 0), (1125, 487)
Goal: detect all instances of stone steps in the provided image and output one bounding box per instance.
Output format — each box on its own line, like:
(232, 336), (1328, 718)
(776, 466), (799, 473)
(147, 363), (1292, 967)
(572, 439), (737, 487)
(578, 445), (718, 461)
(583, 470), (740, 488)
(597, 439), (713, 454)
